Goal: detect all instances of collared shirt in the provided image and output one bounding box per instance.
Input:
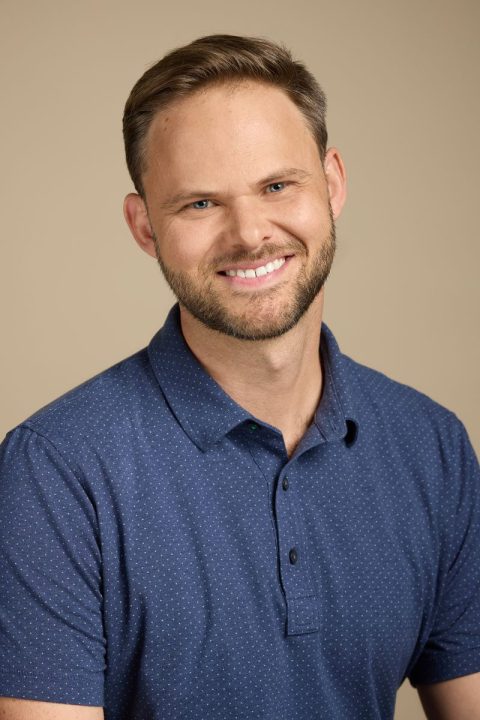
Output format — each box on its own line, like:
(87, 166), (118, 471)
(0, 303), (479, 720)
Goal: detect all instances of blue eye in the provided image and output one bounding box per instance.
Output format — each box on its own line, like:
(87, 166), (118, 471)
(267, 182), (285, 193)
(190, 199), (212, 210)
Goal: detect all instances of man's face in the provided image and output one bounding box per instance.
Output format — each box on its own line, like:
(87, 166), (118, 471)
(137, 81), (343, 341)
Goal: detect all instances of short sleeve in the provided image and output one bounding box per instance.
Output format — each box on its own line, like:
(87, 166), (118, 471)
(0, 425), (106, 705)
(408, 419), (480, 687)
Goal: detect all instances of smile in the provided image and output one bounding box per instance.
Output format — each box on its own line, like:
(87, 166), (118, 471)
(219, 255), (292, 278)
(218, 255), (294, 291)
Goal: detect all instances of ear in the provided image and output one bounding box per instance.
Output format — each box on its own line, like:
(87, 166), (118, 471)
(323, 147), (347, 220)
(123, 193), (158, 259)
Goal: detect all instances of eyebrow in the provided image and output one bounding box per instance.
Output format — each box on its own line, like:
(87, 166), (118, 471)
(159, 167), (312, 208)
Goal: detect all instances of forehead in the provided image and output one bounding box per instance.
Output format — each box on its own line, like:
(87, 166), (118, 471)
(143, 81), (322, 191)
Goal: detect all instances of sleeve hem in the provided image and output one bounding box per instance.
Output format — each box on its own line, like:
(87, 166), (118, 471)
(0, 670), (104, 707)
(408, 647), (480, 687)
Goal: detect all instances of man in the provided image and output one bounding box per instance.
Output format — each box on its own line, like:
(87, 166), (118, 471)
(0, 34), (479, 720)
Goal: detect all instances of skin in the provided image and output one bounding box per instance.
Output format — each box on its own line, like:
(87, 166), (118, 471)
(0, 698), (103, 718)
(3, 77), (477, 720)
(417, 673), (480, 719)
(124, 80), (347, 456)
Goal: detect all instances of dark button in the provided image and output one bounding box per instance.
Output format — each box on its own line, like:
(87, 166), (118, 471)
(282, 476), (289, 491)
(344, 419), (358, 447)
(289, 547), (298, 564)
(249, 422), (258, 432)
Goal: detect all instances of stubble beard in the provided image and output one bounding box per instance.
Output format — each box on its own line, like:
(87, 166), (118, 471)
(152, 213), (336, 341)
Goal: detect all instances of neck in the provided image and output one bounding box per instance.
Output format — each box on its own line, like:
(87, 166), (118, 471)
(179, 291), (325, 456)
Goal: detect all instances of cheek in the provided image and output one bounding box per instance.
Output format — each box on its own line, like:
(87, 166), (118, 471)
(156, 218), (215, 272)
(276, 196), (331, 240)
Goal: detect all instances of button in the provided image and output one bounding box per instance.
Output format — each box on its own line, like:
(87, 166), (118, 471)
(282, 476), (289, 491)
(249, 423), (258, 432)
(344, 419), (358, 447)
(289, 547), (298, 564)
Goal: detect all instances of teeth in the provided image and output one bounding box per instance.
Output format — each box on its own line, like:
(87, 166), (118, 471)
(225, 256), (286, 278)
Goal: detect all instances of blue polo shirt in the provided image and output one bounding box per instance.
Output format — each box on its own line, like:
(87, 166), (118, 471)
(0, 303), (479, 720)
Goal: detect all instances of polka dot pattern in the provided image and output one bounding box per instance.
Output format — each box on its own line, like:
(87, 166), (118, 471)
(0, 302), (479, 719)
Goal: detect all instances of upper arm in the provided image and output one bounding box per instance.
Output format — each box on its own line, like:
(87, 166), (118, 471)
(0, 698), (104, 719)
(417, 672), (480, 720)
(0, 428), (105, 706)
(408, 420), (480, 688)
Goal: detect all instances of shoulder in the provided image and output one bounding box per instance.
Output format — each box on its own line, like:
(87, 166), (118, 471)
(341, 350), (471, 457)
(338, 353), (480, 520)
(3, 346), (162, 456)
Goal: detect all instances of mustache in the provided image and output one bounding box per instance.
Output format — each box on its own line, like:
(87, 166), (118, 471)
(209, 241), (304, 270)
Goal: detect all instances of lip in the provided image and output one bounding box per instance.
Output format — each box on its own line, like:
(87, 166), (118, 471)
(218, 254), (294, 273)
(217, 255), (294, 287)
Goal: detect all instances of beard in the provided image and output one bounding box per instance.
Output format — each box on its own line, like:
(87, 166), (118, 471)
(152, 209), (336, 341)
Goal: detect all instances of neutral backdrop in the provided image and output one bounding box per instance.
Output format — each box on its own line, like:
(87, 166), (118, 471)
(1, 1), (479, 717)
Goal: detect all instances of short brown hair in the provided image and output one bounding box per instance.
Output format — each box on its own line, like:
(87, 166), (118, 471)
(123, 34), (328, 198)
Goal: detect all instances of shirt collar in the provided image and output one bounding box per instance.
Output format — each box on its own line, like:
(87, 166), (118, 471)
(315, 322), (358, 446)
(147, 303), (359, 452)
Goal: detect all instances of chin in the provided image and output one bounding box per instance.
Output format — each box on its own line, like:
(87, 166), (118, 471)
(190, 298), (317, 342)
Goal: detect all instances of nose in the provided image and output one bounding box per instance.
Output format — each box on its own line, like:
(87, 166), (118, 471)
(223, 197), (273, 251)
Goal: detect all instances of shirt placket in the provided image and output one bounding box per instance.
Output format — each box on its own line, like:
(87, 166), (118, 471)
(276, 462), (320, 636)
(246, 423), (321, 637)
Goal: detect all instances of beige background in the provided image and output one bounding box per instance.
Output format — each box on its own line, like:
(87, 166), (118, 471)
(1, 0), (479, 717)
